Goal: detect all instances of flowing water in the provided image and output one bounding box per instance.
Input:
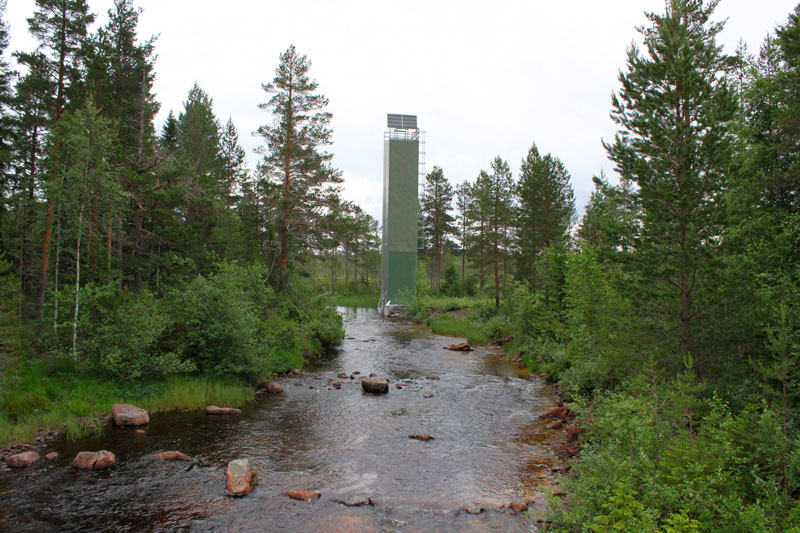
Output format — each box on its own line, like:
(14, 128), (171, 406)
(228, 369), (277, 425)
(0, 307), (565, 532)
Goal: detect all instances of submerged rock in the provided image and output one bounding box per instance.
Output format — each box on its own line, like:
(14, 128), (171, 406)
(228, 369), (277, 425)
(329, 379), (342, 389)
(44, 452), (59, 461)
(408, 434), (434, 441)
(462, 506), (484, 514)
(337, 372), (348, 379)
(4, 451), (40, 468)
(111, 404), (149, 427)
(332, 496), (373, 507)
(72, 450), (116, 470)
(206, 406), (242, 415)
(285, 489), (321, 502)
(157, 451), (191, 462)
(361, 378), (389, 394)
(225, 459), (255, 496)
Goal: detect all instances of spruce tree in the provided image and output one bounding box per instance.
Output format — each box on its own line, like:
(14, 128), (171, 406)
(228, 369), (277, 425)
(256, 45), (342, 289)
(604, 0), (736, 360)
(515, 143), (575, 289)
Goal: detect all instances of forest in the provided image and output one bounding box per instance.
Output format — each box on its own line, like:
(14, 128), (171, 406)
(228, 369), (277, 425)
(1, 0), (799, 530)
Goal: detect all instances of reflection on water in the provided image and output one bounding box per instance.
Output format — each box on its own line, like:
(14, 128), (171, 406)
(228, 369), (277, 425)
(0, 307), (559, 532)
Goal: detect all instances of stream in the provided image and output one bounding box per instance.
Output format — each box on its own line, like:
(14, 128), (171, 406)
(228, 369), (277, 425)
(0, 307), (564, 532)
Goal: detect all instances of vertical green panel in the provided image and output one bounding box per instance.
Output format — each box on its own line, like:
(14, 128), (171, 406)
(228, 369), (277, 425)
(381, 139), (419, 305)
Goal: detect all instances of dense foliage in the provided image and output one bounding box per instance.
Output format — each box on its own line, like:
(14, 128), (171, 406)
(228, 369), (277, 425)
(0, 0), (354, 394)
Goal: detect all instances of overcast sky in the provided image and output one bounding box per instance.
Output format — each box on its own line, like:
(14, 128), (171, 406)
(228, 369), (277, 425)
(5, 0), (799, 223)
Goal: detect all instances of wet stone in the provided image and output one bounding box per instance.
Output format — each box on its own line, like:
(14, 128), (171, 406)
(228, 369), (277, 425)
(361, 378), (389, 394)
(72, 450), (115, 470)
(225, 459), (255, 496)
(157, 451), (191, 462)
(286, 489), (321, 502)
(4, 451), (40, 468)
(111, 404), (149, 427)
(206, 406), (241, 415)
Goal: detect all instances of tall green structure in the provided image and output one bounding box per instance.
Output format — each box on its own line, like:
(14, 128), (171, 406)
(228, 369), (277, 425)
(381, 114), (422, 310)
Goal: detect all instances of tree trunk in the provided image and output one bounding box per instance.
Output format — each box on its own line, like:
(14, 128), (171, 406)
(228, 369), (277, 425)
(73, 199), (86, 361)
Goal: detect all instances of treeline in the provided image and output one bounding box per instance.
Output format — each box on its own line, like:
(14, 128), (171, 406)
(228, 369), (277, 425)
(418, 1), (800, 529)
(0, 0), (377, 379)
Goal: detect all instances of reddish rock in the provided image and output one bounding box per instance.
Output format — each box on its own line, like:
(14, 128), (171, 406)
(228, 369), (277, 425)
(408, 434), (434, 441)
(111, 404), (149, 426)
(423, 394), (434, 398)
(286, 489), (321, 502)
(538, 406), (569, 420)
(135, 429), (146, 435)
(361, 378), (389, 394)
(349, 374), (356, 380)
(5, 451), (40, 468)
(157, 451), (191, 462)
(546, 419), (564, 430)
(206, 406), (242, 415)
(72, 450), (116, 470)
(463, 506), (484, 514)
(226, 459), (255, 496)
(337, 372), (348, 379)
(288, 369), (301, 376)
(44, 452), (59, 461)
(444, 342), (473, 352)
(369, 372), (377, 377)
(552, 440), (580, 458)
(508, 501), (528, 513)
(329, 379), (342, 389)
(352, 371), (361, 375)
(566, 425), (584, 442)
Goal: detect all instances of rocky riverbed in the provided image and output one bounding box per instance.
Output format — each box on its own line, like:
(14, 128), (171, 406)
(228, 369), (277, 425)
(0, 307), (569, 532)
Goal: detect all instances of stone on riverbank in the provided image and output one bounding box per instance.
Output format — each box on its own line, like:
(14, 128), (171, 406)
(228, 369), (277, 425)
(507, 501), (528, 513)
(4, 451), (40, 468)
(206, 406), (242, 415)
(72, 450), (116, 470)
(286, 489), (321, 502)
(361, 378), (389, 394)
(157, 451), (191, 462)
(111, 404), (149, 426)
(225, 459), (255, 496)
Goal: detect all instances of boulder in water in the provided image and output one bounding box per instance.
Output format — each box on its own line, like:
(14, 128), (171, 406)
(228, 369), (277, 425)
(361, 378), (389, 394)
(225, 459), (255, 496)
(72, 450), (116, 470)
(111, 404), (149, 426)
(4, 451), (40, 468)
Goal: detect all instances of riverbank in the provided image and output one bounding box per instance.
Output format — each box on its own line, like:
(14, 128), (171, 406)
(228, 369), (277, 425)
(0, 357), (253, 448)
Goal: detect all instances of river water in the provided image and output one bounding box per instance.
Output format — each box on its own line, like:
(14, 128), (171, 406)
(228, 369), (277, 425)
(0, 307), (564, 532)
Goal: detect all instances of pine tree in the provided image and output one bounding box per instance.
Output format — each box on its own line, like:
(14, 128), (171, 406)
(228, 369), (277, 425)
(420, 165), (455, 293)
(256, 45), (342, 289)
(515, 143), (575, 289)
(604, 0), (736, 360)
(19, 0), (96, 315)
(454, 180), (471, 282)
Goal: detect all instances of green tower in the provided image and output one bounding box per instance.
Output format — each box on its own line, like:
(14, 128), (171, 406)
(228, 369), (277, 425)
(381, 114), (422, 310)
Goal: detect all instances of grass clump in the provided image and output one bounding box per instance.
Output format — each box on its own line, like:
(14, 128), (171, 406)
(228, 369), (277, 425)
(428, 315), (489, 345)
(0, 357), (253, 447)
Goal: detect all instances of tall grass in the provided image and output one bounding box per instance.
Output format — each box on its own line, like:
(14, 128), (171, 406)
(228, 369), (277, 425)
(407, 295), (493, 321)
(428, 316), (489, 345)
(0, 358), (252, 447)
